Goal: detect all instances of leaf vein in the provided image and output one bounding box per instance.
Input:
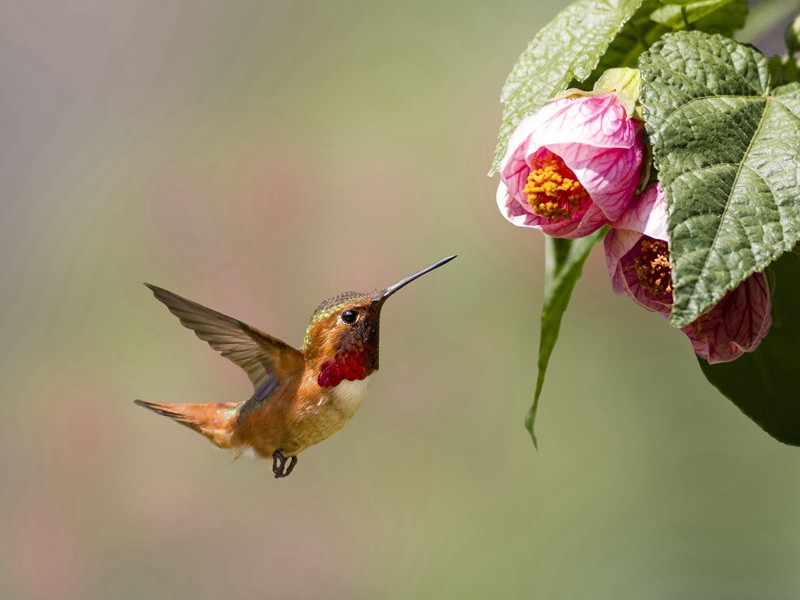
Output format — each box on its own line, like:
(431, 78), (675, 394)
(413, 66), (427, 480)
(686, 98), (769, 316)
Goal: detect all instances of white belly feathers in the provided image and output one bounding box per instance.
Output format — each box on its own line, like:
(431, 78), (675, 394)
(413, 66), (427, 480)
(330, 375), (372, 417)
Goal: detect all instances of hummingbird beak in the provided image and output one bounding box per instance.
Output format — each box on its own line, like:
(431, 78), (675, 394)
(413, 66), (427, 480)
(375, 255), (457, 303)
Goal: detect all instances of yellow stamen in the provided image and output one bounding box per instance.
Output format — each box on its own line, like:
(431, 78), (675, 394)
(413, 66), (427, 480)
(633, 238), (672, 298)
(524, 152), (590, 221)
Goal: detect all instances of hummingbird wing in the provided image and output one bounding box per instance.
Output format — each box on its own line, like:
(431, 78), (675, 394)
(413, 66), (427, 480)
(145, 284), (304, 397)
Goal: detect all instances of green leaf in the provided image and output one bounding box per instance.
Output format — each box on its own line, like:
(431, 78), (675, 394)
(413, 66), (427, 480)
(639, 31), (800, 327)
(651, 0), (747, 35)
(771, 53), (800, 86)
(658, 0), (703, 6)
(526, 229), (606, 447)
(490, 0), (644, 174)
(586, 0), (744, 87)
(689, 0), (747, 34)
(699, 249), (800, 445)
(584, 0), (669, 88)
(786, 13), (800, 54)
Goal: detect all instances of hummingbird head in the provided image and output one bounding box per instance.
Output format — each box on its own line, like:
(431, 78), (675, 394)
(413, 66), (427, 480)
(303, 255), (456, 388)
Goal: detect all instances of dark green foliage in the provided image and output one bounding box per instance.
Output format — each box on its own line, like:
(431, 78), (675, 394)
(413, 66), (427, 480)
(699, 250), (800, 445)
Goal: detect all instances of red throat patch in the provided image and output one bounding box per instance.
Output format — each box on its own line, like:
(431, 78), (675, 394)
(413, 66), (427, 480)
(317, 351), (371, 388)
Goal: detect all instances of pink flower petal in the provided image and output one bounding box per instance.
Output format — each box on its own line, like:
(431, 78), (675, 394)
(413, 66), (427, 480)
(497, 93), (643, 238)
(496, 181), (608, 238)
(605, 234), (674, 316)
(604, 227), (642, 292)
(611, 184), (668, 241)
(548, 141), (643, 221)
(682, 272), (772, 364)
(604, 185), (672, 315)
(523, 94), (640, 150)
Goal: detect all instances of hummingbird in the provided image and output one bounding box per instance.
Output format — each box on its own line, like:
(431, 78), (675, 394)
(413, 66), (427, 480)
(135, 255), (455, 478)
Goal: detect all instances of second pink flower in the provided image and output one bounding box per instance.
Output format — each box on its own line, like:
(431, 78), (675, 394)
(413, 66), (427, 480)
(604, 185), (772, 363)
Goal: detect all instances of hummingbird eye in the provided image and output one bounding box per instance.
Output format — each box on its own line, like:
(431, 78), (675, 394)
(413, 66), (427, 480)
(340, 309), (358, 324)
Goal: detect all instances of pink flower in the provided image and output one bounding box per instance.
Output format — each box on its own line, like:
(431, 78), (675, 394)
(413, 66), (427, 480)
(681, 275), (772, 363)
(604, 184), (671, 315)
(604, 184), (772, 363)
(497, 93), (644, 238)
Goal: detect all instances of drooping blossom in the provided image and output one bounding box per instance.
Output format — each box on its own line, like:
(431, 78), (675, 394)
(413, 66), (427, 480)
(604, 184), (772, 363)
(497, 93), (644, 238)
(604, 183), (671, 315)
(681, 275), (772, 363)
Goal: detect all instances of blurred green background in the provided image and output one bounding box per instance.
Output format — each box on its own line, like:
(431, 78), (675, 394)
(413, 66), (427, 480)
(3, 2), (799, 599)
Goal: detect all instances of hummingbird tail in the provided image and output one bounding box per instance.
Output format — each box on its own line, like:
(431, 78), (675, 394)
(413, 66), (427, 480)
(134, 400), (238, 448)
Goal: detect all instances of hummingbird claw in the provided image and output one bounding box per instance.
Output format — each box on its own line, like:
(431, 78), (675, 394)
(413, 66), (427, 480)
(272, 451), (297, 478)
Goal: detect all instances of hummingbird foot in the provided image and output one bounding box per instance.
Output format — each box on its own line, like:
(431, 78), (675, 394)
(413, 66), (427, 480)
(272, 451), (297, 478)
